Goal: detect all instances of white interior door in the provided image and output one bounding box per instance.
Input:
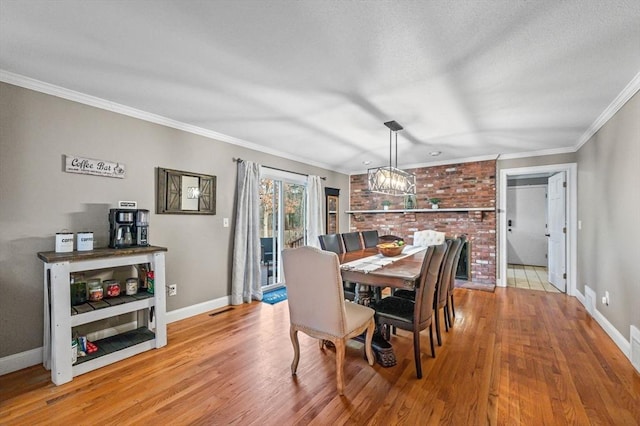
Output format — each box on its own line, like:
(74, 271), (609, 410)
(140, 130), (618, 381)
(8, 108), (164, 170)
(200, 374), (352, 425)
(506, 186), (548, 266)
(547, 172), (566, 292)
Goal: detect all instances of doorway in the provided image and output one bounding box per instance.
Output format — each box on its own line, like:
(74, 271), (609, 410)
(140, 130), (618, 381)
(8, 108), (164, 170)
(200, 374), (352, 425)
(498, 163), (577, 296)
(259, 168), (307, 290)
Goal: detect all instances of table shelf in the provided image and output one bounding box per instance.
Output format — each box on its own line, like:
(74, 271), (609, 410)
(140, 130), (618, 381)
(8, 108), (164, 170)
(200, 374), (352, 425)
(71, 293), (155, 327)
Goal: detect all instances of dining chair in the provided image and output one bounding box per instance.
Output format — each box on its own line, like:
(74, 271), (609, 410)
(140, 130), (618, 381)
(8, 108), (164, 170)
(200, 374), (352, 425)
(361, 230), (379, 248)
(413, 230), (446, 247)
(318, 233), (343, 254)
(341, 232), (363, 252)
(282, 246), (375, 395)
(374, 242), (447, 379)
(446, 235), (466, 325)
(433, 238), (462, 345)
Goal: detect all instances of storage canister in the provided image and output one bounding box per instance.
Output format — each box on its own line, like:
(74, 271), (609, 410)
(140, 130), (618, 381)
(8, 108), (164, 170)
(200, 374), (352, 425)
(104, 279), (120, 297)
(125, 277), (138, 295)
(87, 279), (103, 301)
(71, 280), (87, 305)
(55, 232), (74, 253)
(77, 232), (94, 251)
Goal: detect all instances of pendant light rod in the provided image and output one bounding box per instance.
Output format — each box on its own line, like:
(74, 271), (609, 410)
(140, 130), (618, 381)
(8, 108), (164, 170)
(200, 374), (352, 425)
(384, 120), (403, 169)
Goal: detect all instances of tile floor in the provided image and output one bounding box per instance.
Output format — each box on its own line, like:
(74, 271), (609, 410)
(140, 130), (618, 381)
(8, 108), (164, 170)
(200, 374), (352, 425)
(507, 264), (561, 293)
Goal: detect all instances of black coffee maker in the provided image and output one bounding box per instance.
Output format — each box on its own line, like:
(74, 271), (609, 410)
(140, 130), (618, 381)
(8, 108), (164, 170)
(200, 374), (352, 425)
(109, 209), (135, 248)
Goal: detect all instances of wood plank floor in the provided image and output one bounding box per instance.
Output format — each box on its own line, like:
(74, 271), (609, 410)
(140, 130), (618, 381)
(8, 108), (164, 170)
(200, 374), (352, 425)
(1, 287), (639, 425)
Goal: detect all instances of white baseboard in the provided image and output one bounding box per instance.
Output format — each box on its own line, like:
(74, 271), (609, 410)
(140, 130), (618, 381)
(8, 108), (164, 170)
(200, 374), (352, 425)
(0, 347), (43, 376)
(580, 285), (631, 363)
(0, 296), (231, 376)
(165, 295), (231, 324)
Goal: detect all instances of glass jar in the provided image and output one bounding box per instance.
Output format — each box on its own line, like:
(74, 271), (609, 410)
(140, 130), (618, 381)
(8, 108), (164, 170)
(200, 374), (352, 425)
(87, 279), (103, 301)
(104, 279), (120, 297)
(71, 280), (87, 305)
(125, 277), (138, 295)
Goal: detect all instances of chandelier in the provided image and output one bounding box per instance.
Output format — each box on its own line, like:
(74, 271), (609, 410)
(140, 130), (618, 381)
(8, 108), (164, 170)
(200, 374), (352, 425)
(367, 120), (416, 196)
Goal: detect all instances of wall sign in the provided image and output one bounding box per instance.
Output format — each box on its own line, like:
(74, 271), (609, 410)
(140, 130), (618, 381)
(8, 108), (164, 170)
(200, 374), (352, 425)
(65, 155), (126, 178)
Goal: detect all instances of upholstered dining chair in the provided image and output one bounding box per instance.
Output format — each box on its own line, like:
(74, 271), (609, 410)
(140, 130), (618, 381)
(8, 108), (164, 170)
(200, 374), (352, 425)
(446, 235), (466, 325)
(282, 246), (375, 395)
(413, 229), (446, 247)
(361, 230), (379, 248)
(318, 233), (343, 254)
(374, 242), (447, 379)
(341, 232), (363, 252)
(433, 238), (462, 345)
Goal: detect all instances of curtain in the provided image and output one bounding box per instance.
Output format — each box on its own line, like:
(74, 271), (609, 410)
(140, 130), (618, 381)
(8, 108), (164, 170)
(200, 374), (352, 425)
(306, 175), (323, 248)
(231, 160), (262, 304)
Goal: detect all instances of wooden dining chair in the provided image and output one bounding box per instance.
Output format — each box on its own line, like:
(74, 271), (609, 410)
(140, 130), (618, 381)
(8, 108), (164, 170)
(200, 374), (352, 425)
(446, 235), (466, 325)
(374, 242), (448, 378)
(433, 238), (462, 345)
(282, 246), (375, 395)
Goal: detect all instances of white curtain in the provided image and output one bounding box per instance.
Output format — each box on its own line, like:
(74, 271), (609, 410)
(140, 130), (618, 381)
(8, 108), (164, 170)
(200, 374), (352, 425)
(231, 160), (262, 304)
(306, 175), (323, 248)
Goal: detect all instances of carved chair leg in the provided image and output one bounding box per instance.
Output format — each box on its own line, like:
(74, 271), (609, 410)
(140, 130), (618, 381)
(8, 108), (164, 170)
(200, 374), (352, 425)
(290, 326), (300, 375)
(364, 319), (375, 366)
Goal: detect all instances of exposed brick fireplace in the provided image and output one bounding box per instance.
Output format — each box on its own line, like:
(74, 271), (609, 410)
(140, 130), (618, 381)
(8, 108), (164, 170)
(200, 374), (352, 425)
(349, 160), (497, 284)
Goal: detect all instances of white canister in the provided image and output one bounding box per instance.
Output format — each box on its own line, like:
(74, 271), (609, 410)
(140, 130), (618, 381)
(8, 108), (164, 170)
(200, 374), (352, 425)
(77, 232), (94, 251)
(55, 232), (74, 252)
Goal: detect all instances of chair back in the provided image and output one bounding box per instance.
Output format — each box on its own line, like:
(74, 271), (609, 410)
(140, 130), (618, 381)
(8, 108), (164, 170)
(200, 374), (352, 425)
(414, 242), (448, 327)
(341, 232), (363, 252)
(260, 237), (275, 263)
(361, 230), (379, 248)
(318, 234), (343, 254)
(436, 238), (462, 309)
(282, 246), (348, 336)
(448, 235), (466, 292)
(413, 230), (445, 247)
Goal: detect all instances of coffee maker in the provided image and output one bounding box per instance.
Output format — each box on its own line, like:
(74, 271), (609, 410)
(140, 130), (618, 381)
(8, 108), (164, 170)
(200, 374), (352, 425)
(109, 209), (135, 248)
(135, 209), (149, 246)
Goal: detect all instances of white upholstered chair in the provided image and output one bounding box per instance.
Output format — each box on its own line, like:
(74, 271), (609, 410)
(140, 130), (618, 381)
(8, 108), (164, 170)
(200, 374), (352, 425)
(282, 246), (375, 395)
(413, 230), (446, 247)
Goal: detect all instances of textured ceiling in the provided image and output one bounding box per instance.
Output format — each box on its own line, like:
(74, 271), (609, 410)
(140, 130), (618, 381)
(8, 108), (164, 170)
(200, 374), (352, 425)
(1, 0), (639, 173)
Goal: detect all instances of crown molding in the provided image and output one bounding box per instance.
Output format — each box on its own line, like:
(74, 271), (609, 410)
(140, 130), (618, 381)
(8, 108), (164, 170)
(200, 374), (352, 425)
(574, 71), (640, 151)
(0, 70), (338, 173)
(497, 146), (577, 161)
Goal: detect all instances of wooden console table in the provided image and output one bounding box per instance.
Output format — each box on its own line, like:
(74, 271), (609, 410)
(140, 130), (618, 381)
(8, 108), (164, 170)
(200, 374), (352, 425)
(37, 246), (168, 385)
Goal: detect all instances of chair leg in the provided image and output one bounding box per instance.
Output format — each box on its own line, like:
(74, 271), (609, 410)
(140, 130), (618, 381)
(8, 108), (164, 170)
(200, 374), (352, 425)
(364, 319), (375, 366)
(413, 329), (422, 379)
(335, 339), (346, 395)
(435, 308), (442, 346)
(450, 293), (456, 318)
(429, 323), (435, 358)
(446, 298), (454, 327)
(290, 326), (300, 375)
(444, 305), (450, 331)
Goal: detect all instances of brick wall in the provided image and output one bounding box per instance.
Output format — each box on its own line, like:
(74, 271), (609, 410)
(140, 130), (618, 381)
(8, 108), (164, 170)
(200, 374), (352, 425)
(349, 160), (497, 284)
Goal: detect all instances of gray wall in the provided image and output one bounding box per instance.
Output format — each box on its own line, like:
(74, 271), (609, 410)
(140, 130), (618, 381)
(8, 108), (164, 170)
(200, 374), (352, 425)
(0, 82), (349, 357)
(576, 92), (639, 340)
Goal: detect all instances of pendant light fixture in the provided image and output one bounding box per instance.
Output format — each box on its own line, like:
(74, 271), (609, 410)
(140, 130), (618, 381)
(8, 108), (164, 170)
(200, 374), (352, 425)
(367, 120), (416, 196)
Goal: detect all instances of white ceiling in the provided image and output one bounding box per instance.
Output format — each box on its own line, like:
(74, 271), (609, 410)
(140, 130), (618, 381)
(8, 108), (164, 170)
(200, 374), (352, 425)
(1, 0), (639, 174)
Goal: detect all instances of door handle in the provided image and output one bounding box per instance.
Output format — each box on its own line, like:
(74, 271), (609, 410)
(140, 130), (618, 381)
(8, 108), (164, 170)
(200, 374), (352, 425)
(545, 233), (551, 237)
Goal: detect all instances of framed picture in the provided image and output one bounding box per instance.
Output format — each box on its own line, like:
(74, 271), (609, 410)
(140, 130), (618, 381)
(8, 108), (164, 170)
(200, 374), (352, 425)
(404, 195), (417, 210)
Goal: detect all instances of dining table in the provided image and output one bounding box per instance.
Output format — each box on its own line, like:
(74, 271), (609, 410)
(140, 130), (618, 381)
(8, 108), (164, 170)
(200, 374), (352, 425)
(338, 245), (428, 367)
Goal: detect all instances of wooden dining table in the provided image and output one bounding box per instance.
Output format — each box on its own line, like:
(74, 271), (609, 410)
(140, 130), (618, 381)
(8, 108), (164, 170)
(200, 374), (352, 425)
(337, 246), (428, 367)
(339, 247), (427, 292)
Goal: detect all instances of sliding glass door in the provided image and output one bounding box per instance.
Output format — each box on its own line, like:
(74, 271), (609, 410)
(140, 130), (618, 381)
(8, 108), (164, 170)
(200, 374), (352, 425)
(259, 169), (307, 289)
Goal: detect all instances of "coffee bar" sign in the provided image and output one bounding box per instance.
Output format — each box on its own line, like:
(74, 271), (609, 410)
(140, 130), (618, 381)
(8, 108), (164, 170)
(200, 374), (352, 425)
(65, 155), (126, 179)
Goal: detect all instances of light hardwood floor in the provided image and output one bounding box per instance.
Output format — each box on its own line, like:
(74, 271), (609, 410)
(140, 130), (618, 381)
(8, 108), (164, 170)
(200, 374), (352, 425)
(1, 287), (638, 425)
(507, 264), (560, 293)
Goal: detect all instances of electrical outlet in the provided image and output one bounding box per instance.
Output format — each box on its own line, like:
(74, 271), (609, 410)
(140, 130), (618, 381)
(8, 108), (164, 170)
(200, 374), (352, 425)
(168, 284), (177, 296)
